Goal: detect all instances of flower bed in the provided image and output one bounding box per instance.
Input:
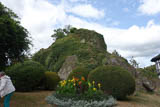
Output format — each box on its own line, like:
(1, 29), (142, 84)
(46, 77), (116, 107)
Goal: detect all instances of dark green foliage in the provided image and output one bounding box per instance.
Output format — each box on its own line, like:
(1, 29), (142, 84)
(46, 36), (80, 72)
(44, 71), (61, 90)
(88, 65), (135, 100)
(0, 2), (31, 70)
(51, 25), (76, 40)
(67, 67), (90, 80)
(5, 61), (45, 92)
(51, 28), (66, 40)
(32, 48), (51, 66)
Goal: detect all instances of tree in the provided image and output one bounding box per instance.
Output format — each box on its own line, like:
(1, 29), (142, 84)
(51, 25), (77, 40)
(129, 56), (139, 69)
(112, 50), (121, 57)
(0, 2), (31, 70)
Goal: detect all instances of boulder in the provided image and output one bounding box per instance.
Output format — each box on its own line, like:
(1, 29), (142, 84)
(58, 55), (78, 80)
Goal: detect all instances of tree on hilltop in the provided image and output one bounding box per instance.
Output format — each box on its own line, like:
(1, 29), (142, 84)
(51, 25), (77, 40)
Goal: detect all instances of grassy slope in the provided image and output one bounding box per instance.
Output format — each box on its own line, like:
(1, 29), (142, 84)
(1, 91), (160, 107)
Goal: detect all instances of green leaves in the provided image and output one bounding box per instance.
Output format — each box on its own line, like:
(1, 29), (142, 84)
(0, 2), (31, 69)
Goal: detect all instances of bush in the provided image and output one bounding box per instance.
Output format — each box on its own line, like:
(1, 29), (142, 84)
(6, 60), (46, 92)
(67, 67), (90, 80)
(88, 65), (135, 100)
(45, 72), (61, 90)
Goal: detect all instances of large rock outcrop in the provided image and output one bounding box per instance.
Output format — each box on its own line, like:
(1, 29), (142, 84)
(32, 28), (136, 80)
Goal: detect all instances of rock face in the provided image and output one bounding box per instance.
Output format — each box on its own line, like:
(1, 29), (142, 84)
(135, 73), (157, 92)
(58, 55), (78, 80)
(32, 28), (136, 80)
(74, 29), (107, 51)
(102, 53), (136, 76)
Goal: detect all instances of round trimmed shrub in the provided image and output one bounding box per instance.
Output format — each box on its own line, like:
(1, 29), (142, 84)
(88, 65), (135, 100)
(45, 72), (61, 90)
(67, 67), (90, 80)
(6, 60), (46, 92)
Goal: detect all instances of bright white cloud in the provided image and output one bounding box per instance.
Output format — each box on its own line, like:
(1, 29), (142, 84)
(1, 0), (68, 53)
(68, 4), (104, 18)
(1, 0), (160, 67)
(138, 0), (160, 15)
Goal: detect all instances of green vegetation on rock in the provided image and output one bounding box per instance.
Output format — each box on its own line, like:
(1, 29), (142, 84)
(33, 28), (108, 73)
(32, 27), (136, 80)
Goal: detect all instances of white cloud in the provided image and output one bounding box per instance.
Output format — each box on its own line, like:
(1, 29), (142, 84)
(1, 0), (68, 53)
(68, 4), (104, 18)
(1, 0), (160, 67)
(138, 0), (160, 15)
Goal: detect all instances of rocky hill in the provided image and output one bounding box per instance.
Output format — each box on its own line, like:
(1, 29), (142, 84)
(32, 28), (136, 80)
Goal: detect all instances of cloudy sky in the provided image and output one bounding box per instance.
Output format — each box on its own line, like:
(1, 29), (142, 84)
(1, 0), (160, 67)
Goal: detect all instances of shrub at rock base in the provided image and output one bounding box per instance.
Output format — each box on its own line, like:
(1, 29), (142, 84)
(45, 71), (61, 90)
(6, 61), (46, 92)
(88, 65), (135, 100)
(67, 67), (90, 80)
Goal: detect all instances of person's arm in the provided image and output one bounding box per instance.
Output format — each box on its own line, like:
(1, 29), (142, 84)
(0, 78), (7, 91)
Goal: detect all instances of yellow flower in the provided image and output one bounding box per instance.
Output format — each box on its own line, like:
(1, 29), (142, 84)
(60, 80), (66, 87)
(88, 82), (91, 87)
(93, 88), (97, 91)
(72, 77), (79, 82)
(92, 81), (95, 85)
(71, 78), (74, 82)
(74, 83), (76, 86)
(98, 83), (101, 88)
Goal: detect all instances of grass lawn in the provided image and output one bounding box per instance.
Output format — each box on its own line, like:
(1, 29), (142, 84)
(0, 91), (53, 107)
(117, 92), (160, 107)
(0, 91), (160, 107)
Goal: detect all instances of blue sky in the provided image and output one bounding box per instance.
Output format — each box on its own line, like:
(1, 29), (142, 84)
(1, 0), (160, 67)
